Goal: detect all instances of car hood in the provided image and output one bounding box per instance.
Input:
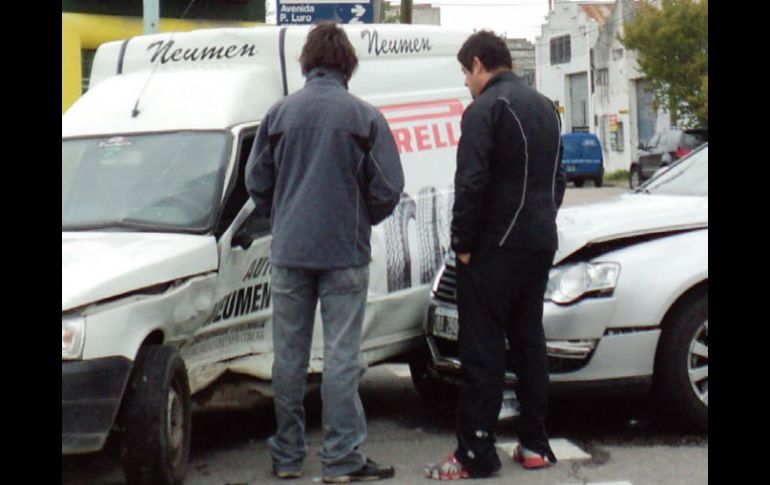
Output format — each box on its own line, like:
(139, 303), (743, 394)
(62, 232), (219, 311)
(555, 193), (708, 263)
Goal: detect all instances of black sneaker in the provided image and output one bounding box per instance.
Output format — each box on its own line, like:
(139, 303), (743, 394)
(322, 458), (395, 483)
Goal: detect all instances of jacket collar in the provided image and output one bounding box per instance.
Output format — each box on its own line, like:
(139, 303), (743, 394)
(480, 70), (519, 96)
(305, 67), (349, 90)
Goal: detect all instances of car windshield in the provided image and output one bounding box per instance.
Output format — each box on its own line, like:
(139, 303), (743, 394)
(62, 132), (228, 232)
(642, 145), (708, 196)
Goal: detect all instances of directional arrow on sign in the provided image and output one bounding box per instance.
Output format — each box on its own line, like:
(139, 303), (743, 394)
(351, 4), (366, 17)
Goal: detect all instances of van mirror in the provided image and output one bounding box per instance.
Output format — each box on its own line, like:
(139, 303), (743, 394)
(232, 211), (270, 249)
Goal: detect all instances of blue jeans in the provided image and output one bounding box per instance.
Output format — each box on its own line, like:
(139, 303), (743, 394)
(268, 265), (370, 476)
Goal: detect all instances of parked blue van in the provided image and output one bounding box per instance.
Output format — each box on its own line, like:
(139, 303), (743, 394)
(561, 132), (604, 187)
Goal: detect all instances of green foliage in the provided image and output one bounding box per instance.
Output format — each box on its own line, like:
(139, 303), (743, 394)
(605, 169), (631, 182)
(621, 0), (708, 128)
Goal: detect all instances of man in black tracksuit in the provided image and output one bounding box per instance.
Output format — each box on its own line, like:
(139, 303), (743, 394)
(426, 31), (566, 480)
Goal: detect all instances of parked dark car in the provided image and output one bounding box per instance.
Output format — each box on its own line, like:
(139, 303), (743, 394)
(629, 128), (707, 189)
(561, 132), (604, 187)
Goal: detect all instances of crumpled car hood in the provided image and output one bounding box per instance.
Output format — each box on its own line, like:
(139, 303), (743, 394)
(62, 232), (219, 311)
(555, 193), (708, 264)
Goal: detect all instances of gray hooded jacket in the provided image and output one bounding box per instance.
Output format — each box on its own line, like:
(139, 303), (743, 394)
(245, 67), (404, 269)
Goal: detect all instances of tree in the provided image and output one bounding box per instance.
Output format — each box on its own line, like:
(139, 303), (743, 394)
(621, 0), (708, 128)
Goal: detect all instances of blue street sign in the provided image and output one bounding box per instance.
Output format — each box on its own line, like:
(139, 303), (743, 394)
(277, 1), (374, 25)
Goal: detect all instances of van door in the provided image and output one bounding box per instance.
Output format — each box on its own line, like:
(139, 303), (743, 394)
(180, 126), (276, 394)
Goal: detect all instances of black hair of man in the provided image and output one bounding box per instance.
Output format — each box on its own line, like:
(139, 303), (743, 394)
(457, 30), (513, 72)
(300, 21), (359, 82)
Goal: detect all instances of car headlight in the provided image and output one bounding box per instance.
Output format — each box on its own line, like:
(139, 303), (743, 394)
(545, 262), (620, 305)
(62, 315), (85, 360)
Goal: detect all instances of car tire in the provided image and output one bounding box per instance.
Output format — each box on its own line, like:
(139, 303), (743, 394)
(408, 347), (458, 409)
(574, 179), (585, 188)
(594, 176), (603, 188)
(653, 292), (708, 432)
(118, 345), (191, 485)
(629, 166), (641, 189)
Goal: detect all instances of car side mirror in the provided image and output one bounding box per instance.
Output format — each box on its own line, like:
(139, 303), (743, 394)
(232, 211), (271, 250)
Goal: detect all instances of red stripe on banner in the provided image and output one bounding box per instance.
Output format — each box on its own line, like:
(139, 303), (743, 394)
(379, 99), (464, 124)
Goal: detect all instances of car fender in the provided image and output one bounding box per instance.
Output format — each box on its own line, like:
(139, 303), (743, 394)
(595, 229), (707, 329)
(80, 273), (219, 361)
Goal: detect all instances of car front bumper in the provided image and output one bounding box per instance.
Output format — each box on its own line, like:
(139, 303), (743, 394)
(425, 299), (659, 395)
(62, 357), (133, 454)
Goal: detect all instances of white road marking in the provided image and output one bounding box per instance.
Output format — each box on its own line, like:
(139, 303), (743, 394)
(497, 438), (592, 461)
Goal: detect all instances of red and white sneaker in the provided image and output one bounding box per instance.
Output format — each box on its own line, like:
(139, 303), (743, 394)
(425, 453), (471, 480)
(512, 445), (551, 470)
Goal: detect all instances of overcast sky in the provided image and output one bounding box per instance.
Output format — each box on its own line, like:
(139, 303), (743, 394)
(266, 0), (554, 42)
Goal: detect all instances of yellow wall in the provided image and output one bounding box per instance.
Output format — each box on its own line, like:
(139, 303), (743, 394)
(61, 13), (261, 113)
(62, 17), (82, 113)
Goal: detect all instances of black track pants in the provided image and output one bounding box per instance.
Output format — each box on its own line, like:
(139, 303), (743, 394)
(453, 245), (557, 477)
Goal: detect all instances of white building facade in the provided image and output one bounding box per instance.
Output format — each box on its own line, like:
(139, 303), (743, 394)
(593, 0), (669, 172)
(536, 0), (613, 134)
(538, 0), (673, 173)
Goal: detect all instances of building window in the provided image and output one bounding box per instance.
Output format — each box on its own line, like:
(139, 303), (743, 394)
(611, 121), (624, 152)
(520, 69), (535, 87)
(550, 35), (571, 65)
(596, 69), (609, 86)
(613, 48), (624, 61)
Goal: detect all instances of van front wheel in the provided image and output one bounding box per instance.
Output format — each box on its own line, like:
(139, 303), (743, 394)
(118, 345), (191, 485)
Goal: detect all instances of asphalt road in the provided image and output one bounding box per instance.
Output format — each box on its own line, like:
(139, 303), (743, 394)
(63, 363), (707, 485)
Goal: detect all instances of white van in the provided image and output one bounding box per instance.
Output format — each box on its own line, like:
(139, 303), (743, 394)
(62, 24), (470, 483)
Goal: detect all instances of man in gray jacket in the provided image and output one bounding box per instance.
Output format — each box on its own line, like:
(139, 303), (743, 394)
(245, 22), (404, 484)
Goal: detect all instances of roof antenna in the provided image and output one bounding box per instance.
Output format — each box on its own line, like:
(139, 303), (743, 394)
(131, 0), (199, 118)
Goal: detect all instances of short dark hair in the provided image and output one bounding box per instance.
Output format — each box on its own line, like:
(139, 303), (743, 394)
(457, 30), (512, 72)
(300, 21), (359, 82)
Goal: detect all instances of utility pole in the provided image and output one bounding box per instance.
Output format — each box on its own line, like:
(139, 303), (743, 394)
(143, 0), (160, 34)
(400, 0), (413, 24)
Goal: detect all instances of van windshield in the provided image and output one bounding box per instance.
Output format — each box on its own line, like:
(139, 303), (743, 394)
(62, 132), (228, 232)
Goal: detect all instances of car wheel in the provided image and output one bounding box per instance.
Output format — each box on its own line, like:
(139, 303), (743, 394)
(629, 167), (641, 189)
(118, 345), (191, 485)
(408, 347), (458, 409)
(594, 176), (603, 188)
(574, 179), (585, 188)
(653, 293), (708, 432)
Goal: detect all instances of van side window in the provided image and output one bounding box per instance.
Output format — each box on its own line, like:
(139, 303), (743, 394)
(216, 130), (256, 236)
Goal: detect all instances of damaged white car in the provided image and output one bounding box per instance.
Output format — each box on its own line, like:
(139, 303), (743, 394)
(419, 144), (708, 431)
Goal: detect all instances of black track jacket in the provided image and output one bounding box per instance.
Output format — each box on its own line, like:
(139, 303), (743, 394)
(451, 71), (566, 254)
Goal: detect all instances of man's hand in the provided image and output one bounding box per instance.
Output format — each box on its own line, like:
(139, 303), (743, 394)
(458, 252), (471, 265)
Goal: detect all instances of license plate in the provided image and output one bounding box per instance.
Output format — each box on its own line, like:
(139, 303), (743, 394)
(432, 307), (459, 340)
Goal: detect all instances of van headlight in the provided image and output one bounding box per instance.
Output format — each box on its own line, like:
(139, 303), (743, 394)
(62, 315), (85, 360)
(545, 262), (620, 305)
